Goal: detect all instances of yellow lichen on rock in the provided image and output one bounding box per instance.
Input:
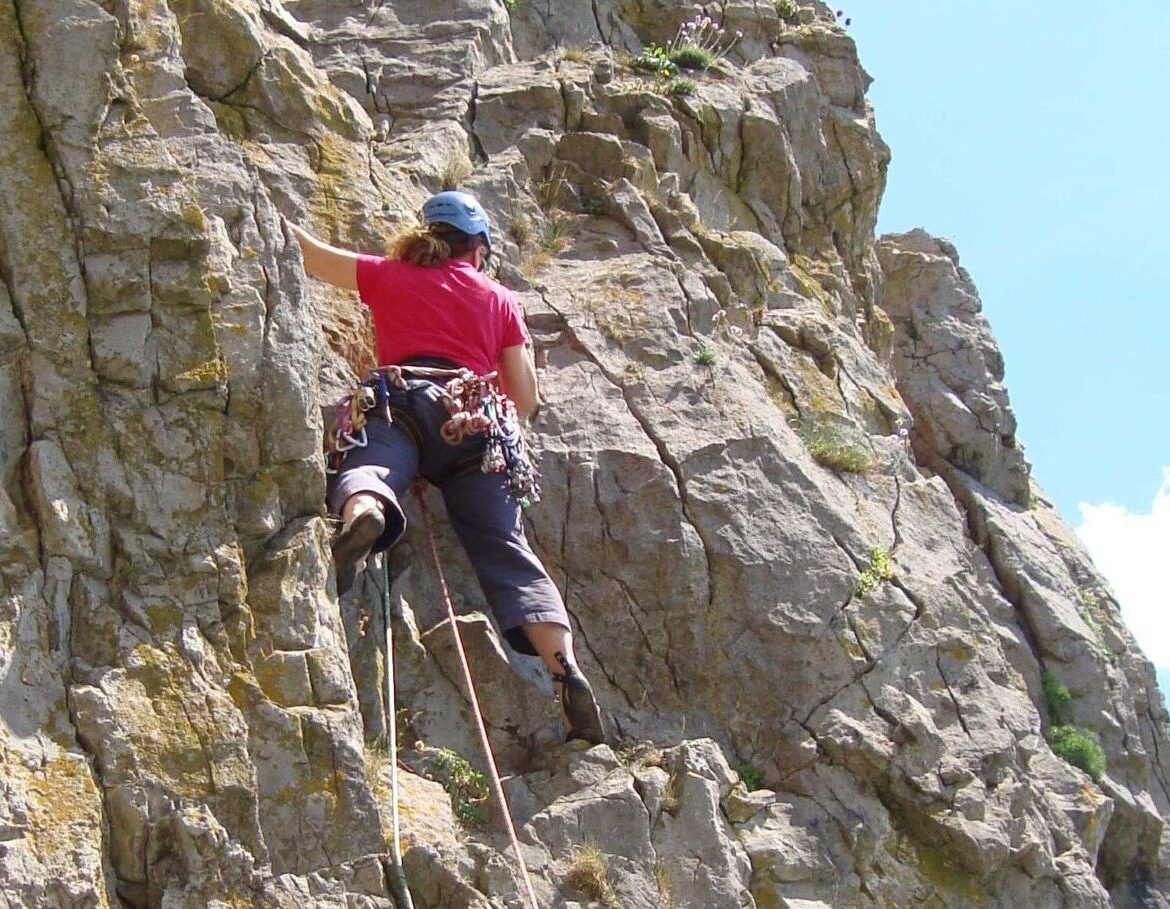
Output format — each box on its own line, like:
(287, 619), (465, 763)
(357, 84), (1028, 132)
(20, 750), (113, 907)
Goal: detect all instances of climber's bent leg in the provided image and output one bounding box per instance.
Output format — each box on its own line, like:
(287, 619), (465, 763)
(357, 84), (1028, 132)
(441, 471), (605, 744)
(328, 417), (419, 592)
(440, 470), (568, 654)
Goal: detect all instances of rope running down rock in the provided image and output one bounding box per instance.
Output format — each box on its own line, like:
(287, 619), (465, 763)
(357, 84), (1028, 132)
(413, 483), (542, 909)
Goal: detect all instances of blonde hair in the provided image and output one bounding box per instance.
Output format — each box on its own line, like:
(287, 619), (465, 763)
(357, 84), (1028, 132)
(388, 223), (479, 267)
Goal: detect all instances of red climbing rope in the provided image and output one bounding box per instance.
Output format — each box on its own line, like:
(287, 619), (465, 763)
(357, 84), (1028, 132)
(412, 484), (542, 909)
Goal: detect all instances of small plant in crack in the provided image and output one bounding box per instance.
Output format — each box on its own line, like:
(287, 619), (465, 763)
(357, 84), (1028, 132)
(695, 344), (717, 366)
(581, 194), (605, 215)
(798, 418), (875, 474)
(855, 546), (893, 597)
(426, 747), (490, 828)
(735, 761), (765, 791)
(363, 741), (393, 800)
(623, 362), (646, 384)
(655, 861), (679, 909)
(519, 216), (572, 276)
(508, 211), (534, 248)
(439, 149), (473, 190)
(1040, 670), (1107, 782)
(1042, 670), (1073, 724)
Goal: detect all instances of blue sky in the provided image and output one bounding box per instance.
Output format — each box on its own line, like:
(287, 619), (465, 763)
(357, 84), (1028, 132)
(843, 1), (1169, 695)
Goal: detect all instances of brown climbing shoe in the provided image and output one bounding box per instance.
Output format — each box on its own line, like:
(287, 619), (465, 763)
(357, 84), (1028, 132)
(554, 653), (606, 745)
(332, 508), (385, 595)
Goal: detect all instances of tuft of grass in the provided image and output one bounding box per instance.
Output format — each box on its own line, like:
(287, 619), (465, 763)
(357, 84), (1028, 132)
(800, 421), (875, 474)
(654, 861), (678, 909)
(667, 46), (714, 71)
(508, 212), (534, 248)
(856, 547), (894, 597)
(615, 741), (664, 770)
(536, 162), (571, 211)
(735, 762), (765, 791)
(559, 45), (593, 63)
(363, 742), (393, 800)
(440, 150), (472, 190)
(565, 845), (622, 908)
(519, 217), (571, 276)
(695, 344), (717, 366)
(667, 77), (696, 97)
(429, 747), (490, 828)
(1049, 725), (1106, 782)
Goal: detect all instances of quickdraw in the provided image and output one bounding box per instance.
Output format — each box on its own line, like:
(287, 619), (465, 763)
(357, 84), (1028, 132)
(326, 364), (542, 506)
(325, 385), (376, 474)
(433, 369), (541, 507)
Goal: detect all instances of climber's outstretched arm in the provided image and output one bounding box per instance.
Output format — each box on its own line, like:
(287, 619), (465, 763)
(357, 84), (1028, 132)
(288, 223), (359, 291)
(499, 343), (540, 419)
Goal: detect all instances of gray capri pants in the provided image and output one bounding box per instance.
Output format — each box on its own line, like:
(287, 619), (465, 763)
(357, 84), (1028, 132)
(328, 372), (567, 656)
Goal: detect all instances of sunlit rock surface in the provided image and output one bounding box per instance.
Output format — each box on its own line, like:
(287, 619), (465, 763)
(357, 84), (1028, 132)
(0, 1), (1166, 907)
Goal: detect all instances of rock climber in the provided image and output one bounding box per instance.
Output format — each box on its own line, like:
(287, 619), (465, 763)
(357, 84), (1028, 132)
(289, 190), (605, 745)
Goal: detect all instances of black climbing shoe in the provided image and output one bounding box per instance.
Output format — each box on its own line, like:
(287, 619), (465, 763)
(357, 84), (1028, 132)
(554, 653), (606, 745)
(332, 508), (385, 595)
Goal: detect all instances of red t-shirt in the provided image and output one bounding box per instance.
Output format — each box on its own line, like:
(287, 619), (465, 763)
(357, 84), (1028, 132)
(355, 255), (528, 375)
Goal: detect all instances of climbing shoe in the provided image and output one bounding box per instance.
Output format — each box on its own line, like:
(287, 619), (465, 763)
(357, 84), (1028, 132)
(332, 508), (385, 595)
(554, 653), (606, 745)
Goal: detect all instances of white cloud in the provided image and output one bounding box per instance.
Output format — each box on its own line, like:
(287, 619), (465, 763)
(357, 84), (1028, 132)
(1075, 469), (1170, 673)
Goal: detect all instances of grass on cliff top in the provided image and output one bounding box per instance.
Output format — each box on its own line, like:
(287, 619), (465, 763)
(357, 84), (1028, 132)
(775, 0), (799, 21)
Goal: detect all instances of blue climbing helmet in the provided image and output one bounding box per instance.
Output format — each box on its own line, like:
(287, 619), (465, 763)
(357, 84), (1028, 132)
(421, 190), (492, 254)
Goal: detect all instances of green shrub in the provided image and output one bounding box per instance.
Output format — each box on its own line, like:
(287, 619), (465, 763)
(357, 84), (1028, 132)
(1049, 725), (1106, 782)
(667, 77), (696, 97)
(735, 762), (764, 791)
(634, 44), (677, 76)
(430, 747), (490, 828)
(695, 344), (717, 366)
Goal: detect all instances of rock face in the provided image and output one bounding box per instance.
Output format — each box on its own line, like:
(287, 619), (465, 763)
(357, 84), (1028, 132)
(0, 1), (1166, 908)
